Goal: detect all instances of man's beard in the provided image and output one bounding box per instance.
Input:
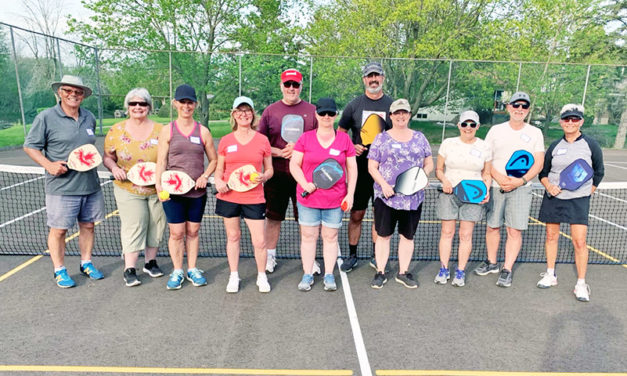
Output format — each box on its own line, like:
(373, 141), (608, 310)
(366, 84), (382, 94)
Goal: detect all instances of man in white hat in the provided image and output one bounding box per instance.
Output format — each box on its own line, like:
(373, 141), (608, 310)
(24, 75), (105, 288)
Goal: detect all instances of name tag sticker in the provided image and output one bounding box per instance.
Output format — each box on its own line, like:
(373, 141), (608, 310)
(556, 148), (567, 155)
(392, 144), (402, 149)
(86, 129), (94, 136)
(190, 136), (201, 144)
(227, 144), (238, 153)
(470, 148), (481, 158)
(329, 148), (340, 156)
(150, 138), (158, 145)
(520, 133), (531, 143)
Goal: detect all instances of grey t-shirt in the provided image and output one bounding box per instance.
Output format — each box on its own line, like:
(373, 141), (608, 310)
(24, 103), (101, 195)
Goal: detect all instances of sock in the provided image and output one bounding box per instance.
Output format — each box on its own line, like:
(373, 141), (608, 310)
(54, 266), (65, 273)
(547, 268), (555, 276)
(80, 260), (91, 266)
(267, 248), (276, 257)
(173, 268), (183, 274)
(188, 267), (198, 272)
(577, 278), (586, 286)
(257, 272), (267, 280)
(349, 244), (357, 257)
(230, 271), (239, 278)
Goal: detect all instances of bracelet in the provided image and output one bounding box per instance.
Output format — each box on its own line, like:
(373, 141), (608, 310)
(202, 175), (210, 179)
(521, 177), (528, 185)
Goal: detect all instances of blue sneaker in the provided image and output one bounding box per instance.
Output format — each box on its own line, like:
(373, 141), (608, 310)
(298, 273), (314, 291)
(323, 274), (337, 291)
(434, 267), (450, 284)
(80, 262), (104, 280)
(54, 268), (76, 288)
(186, 268), (207, 287)
(452, 269), (466, 287)
(167, 270), (185, 290)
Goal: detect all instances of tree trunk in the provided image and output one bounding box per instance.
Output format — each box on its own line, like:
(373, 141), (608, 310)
(613, 107), (627, 149)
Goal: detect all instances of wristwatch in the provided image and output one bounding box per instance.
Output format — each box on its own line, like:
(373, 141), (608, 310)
(521, 177), (528, 185)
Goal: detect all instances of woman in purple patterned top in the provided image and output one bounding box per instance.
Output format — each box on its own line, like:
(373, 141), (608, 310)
(367, 99), (433, 289)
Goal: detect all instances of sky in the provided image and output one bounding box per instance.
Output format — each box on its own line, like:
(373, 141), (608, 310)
(0, 0), (90, 34)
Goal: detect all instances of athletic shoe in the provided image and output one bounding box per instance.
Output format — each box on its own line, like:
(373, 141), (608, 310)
(537, 272), (558, 289)
(54, 268), (75, 288)
(266, 253), (277, 273)
(434, 267), (450, 284)
(186, 268), (207, 287)
(371, 272), (387, 289)
(474, 261), (499, 276)
(574, 283), (591, 302)
(298, 273), (314, 291)
(256, 274), (271, 293)
(123, 268), (141, 287)
(369, 258), (389, 273)
(166, 270), (184, 290)
(395, 272), (418, 288)
(323, 274), (337, 291)
(226, 274), (240, 293)
(143, 260), (164, 278)
(340, 255), (358, 272)
(496, 269), (513, 287)
(80, 262), (104, 280)
(451, 269), (466, 287)
(312, 260), (321, 275)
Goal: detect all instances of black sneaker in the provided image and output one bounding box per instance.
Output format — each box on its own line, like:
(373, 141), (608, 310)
(143, 259), (164, 278)
(496, 269), (513, 287)
(474, 260), (499, 276)
(340, 255), (358, 272)
(371, 272), (387, 289)
(395, 272), (418, 288)
(124, 268), (141, 287)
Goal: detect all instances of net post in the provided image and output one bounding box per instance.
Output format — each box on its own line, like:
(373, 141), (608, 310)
(9, 26), (27, 136)
(582, 64), (591, 107)
(93, 47), (104, 135)
(441, 59), (453, 143)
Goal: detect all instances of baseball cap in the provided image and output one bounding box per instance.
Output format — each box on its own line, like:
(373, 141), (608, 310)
(174, 84), (197, 102)
(509, 91), (530, 104)
(459, 110), (480, 124)
(362, 62), (384, 77)
(316, 97), (337, 114)
(281, 69), (303, 83)
(560, 104), (584, 119)
(389, 99), (411, 113)
(232, 96), (254, 110)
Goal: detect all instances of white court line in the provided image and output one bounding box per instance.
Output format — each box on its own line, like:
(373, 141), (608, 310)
(604, 163), (627, 170)
(0, 176), (45, 191)
(596, 191), (627, 204)
(336, 250), (372, 376)
(589, 214), (627, 232)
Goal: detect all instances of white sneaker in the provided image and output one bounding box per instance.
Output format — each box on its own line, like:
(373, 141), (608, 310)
(266, 254), (277, 273)
(226, 274), (240, 293)
(537, 272), (558, 289)
(256, 274), (271, 293)
(574, 283), (590, 302)
(312, 260), (321, 275)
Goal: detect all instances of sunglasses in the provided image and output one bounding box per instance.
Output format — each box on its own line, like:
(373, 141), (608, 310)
(460, 121), (478, 128)
(511, 102), (530, 109)
(561, 116), (582, 123)
(128, 101), (149, 107)
(283, 81), (301, 89)
(317, 111), (336, 117)
(179, 99), (195, 105)
(60, 87), (84, 96)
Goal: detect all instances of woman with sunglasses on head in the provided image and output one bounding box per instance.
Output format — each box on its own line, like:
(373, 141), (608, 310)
(536, 104), (604, 302)
(289, 98), (357, 292)
(367, 99), (434, 289)
(434, 111), (491, 287)
(155, 84), (218, 290)
(104, 88), (167, 287)
(214, 97), (273, 293)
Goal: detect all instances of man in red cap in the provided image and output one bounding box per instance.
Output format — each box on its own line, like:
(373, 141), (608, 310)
(258, 69), (318, 274)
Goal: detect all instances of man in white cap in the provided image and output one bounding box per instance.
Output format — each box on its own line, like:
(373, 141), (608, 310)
(258, 69), (318, 274)
(24, 75), (105, 288)
(474, 91), (544, 287)
(338, 61), (393, 272)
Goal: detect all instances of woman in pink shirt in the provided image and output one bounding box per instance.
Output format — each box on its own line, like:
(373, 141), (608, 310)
(215, 97), (273, 293)
(290, 98), (357, 292)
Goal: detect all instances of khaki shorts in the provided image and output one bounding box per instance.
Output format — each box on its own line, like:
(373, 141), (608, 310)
(113, 185), (166, 254)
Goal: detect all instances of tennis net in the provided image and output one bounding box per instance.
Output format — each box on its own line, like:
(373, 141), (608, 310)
(1, 164), (626, 265)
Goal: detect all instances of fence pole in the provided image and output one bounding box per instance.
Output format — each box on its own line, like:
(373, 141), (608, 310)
(169, 51), (173, 121)
(441, 60), (453, 143)
(93, 47), (104, 134)
(309, 56), (314, 104)
(582, 64), (591, 107)
(238, 54), (242, 96)
(9, 27), (27, 136)
(56, 38), (63, 77)
(516, 62), (522, 91)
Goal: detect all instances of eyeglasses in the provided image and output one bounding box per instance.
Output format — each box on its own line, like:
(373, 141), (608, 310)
(60, 87), (84, 96)
(460, 122), (478, 128)
(235, 108), (253, 114)
(283, 81), (301, 89)
(317, 111), (336, 117)
(128, 101), (149, 107)
(511, 102), (530, 109)
(179, 99), (195, 105)
(561, 116), (582, 123)
(365, 72), (381, 78)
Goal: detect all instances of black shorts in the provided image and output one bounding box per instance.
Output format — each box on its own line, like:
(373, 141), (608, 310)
(538, 193), (590, 225)
(353, 154), (374, 211)
(215, 199), (266, 220)
(162, 194), (207, 224)
(373, 198), (423, 239)
(263, 170), (298, 221)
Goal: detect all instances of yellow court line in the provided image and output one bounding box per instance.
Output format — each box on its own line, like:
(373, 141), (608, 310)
(0, 365), (351, 375)
(376, 370), (627, 376)
(0, 210), (119, 283)
(528, 216), (627, 269)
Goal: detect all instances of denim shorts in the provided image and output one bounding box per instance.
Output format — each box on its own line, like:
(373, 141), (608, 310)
(485, 186), (532, 230)
(162, 194), (207, 224)
(46, 190), (105, 229)
(296, 202), (343, 229)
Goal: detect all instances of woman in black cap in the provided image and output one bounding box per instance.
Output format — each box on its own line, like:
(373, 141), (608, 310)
(156, 84), (218, 290)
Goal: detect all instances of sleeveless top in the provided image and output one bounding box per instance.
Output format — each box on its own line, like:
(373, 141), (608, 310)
(166, 121), (206, 198)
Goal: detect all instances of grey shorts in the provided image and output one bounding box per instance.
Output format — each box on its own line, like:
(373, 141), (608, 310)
(437, 192), (485, 222)
(46, 190), (105, 229)
(485, 186), (532, 230)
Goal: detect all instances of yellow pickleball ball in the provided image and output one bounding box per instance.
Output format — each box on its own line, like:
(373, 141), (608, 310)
(249, 172), (260, 181)
(158, 190), (170, 200)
